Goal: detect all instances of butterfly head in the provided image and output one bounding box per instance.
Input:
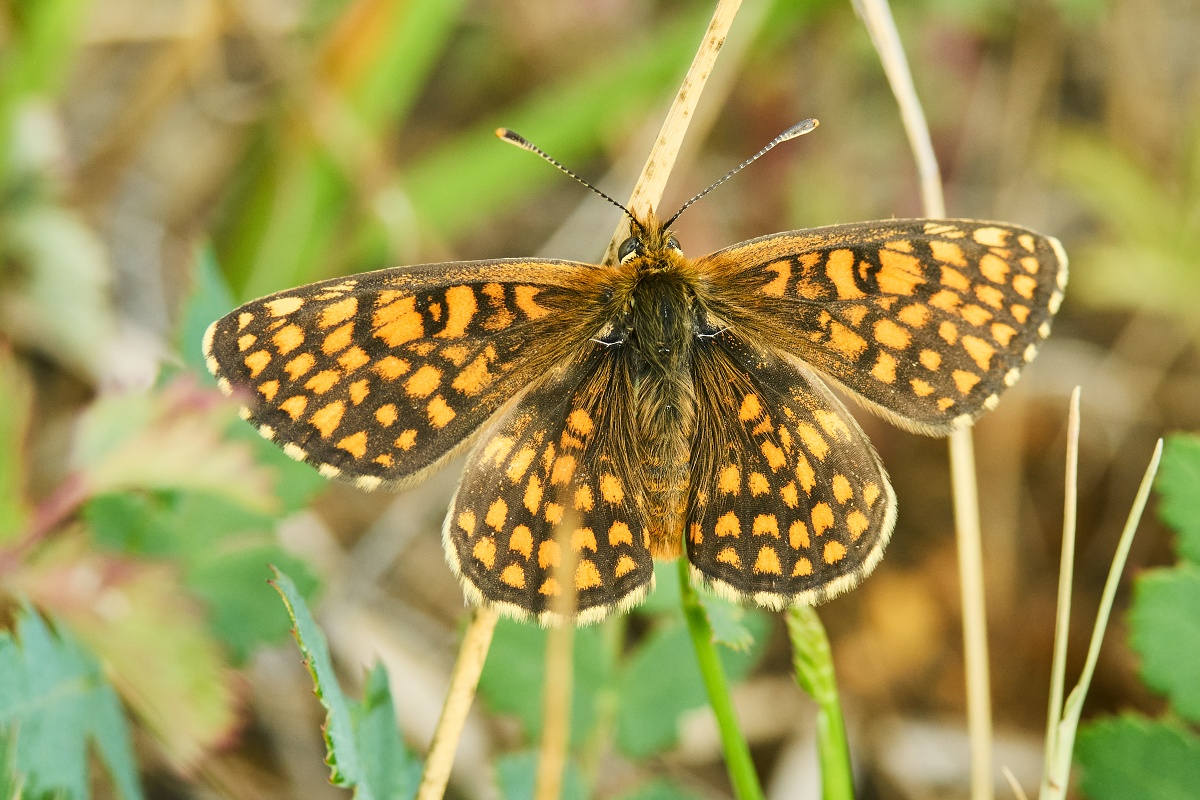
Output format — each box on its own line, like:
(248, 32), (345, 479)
(617, 212), (685, 272)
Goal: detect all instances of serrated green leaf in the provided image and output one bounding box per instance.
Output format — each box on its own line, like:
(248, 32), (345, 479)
(1075, 715), (1200, 800)
(1129, 566), (1200, 723)
(615, 779), (706, 800)
(494, 751), (587, 800)
(352, 665), (420, 800)
(477, 619), (610, 745)
(1157, 434), (1200, 565)
(0, 608), (143, 800)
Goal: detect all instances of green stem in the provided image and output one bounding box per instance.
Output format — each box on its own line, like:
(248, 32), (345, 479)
(786, 606), (854, 800)
(677, 558), (764, 800)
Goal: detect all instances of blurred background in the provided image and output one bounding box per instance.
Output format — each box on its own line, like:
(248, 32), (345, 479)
(1, 0), (1197, 797)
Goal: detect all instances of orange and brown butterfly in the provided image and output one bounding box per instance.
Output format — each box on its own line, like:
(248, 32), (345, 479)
(204, 120), (1066, 624)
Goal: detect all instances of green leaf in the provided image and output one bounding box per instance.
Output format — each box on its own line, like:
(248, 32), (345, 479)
(1157, 434), (1200, 565)
(1129, 566), (1200, 723)
(0, 607), (143, 800)
(477, 619), (611, 745)
(0, 350), (32, 543)
(1075, 715), (1200, 800)
(352, 665), (421, 800)
(494, 751), (588, 800)
(615, 779), (706, 800)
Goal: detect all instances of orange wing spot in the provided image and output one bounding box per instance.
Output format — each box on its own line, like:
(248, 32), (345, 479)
(778, 425), (794, 451)
(863, 482), (881, 507)
(540, 443), (556, 471)
(1018, 234), (1036, 252)
(457, 510), (477, 537)
(600, 474), (624, 504)
(394, 429), (417, 450)
(373, 296), (423, 346)
(979, 254), (1011, 284)
(792, 558), (814, 577)
(938, 397), (956, 411)
(973, 226), (1010, 247)
(405, 365), (441, 398)
(841, 304), (869, 327)
(795, 453), (816, 494)
(486, 498), (508, 531)
(266, 297), (304, 316)
(930, 240), (967, 266)
(572, 528), (597, 553)
(322, 323), (354, 355)
(473, 537), (497, 569)
(716, 548), (741, 568)
(437, 285), (476, 338)
(748, 472), (770, 496)
(338, 346), (370, 372)
(1010, 304), (1031, 324)
(940, 266), (971, 291)
(374, 454), (393, 468)
(440, 345), (469, 366)
(310, 401), (345, 437)
(910, 378), (935, 397)
(715, 512), (741, 538)
(551, 454), (576, 485)
(348, 379), (369, 405)
(544, 503), (564, 525)
(975, 284), (1006, 310)
(539, 577), (561, 596)
(760, 441), (787, 471)
(567, 409), (594, 435)
(320, 297), (358, 329)
(781, 481), (799, 508)
(238, 312), (254, 330)
(898, 303), (931, 328)
(336, 431), (368, 459)
(761, 260), (791, 296)
(244, 350), (271, 377)
(575, 559), (603, 590)
(279, 395), (308, 420)
(506, 447), (536, 482)
(939, 321), (959, 344)
(739, 394), (762, 421)
(523, 475), (542, 514)
(574, 484), (594, 511)
(811, 503), (834, 535)
(615, 555), (637, 578)
(375, 404), (398, 426)
(885, 239), (913, 252)
(962, 335), (996, 370)
(826, 249), (866, 299)
(428, 302), (442, 322)
(373, 355), (410, 380)
(452, 352), (494, 396)
(500, 564), (526, 589)
(718, 464), (741, 495)
(920, 349), (942, 370)
(876, 249), (925, 295)
(795, 423), (829, 461)
(258, 380), (279, 401)
(1020, 255), (1040, 274)
(752, 514), (780, 538)
(872, 351), (897, 383)
(427, 395), (456, 428)
(823, 540), (847, 564)
(953, 370), (981, 394)
(827, 321), (868, 359)
(847, 510), (869, 540)
(925, 222), (965, 237)
(305, 370), (340, 394)
(789, 521), (810, 550)
(832, 474), (853, 504)
(960, 304), (993, 327)
(1012, 273), (1038, 300)
(609, 521), (633, 547)
(238, 333), (257, 351)
(991, 323), (1017, 346)
(689, 522), (703, 545)
(514, 285), (550, 319)
(539, 540), (561, 568)
(753, 546), (783, 575)
(929, 289), (962, 312)
(815, 409), (850, 438)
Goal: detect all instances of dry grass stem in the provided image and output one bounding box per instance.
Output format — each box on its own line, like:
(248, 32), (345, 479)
(534, 519), (581, 799)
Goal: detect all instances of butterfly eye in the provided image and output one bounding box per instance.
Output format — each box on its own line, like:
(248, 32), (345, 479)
(617, 237), (641, 262)
(667, 236), (682, 252)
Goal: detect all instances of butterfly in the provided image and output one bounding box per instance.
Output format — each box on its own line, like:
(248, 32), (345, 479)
(204, 121), (1067, 624)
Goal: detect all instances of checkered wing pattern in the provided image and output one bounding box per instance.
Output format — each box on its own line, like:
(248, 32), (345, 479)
(444, 348), (654, 623)
(696, 220), (1067, 435)
(203, 259), (600, 491)
(687, 330), (895, 606)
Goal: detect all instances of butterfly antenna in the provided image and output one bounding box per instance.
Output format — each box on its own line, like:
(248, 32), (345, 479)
(496, 128), (640, 231)
(663, 118), (819, 229)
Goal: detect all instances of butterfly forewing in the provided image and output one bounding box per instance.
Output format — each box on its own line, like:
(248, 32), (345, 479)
(204, 259), (604, 490)
(697, 220), (1067, 435)
(687, 330), (896, 606)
